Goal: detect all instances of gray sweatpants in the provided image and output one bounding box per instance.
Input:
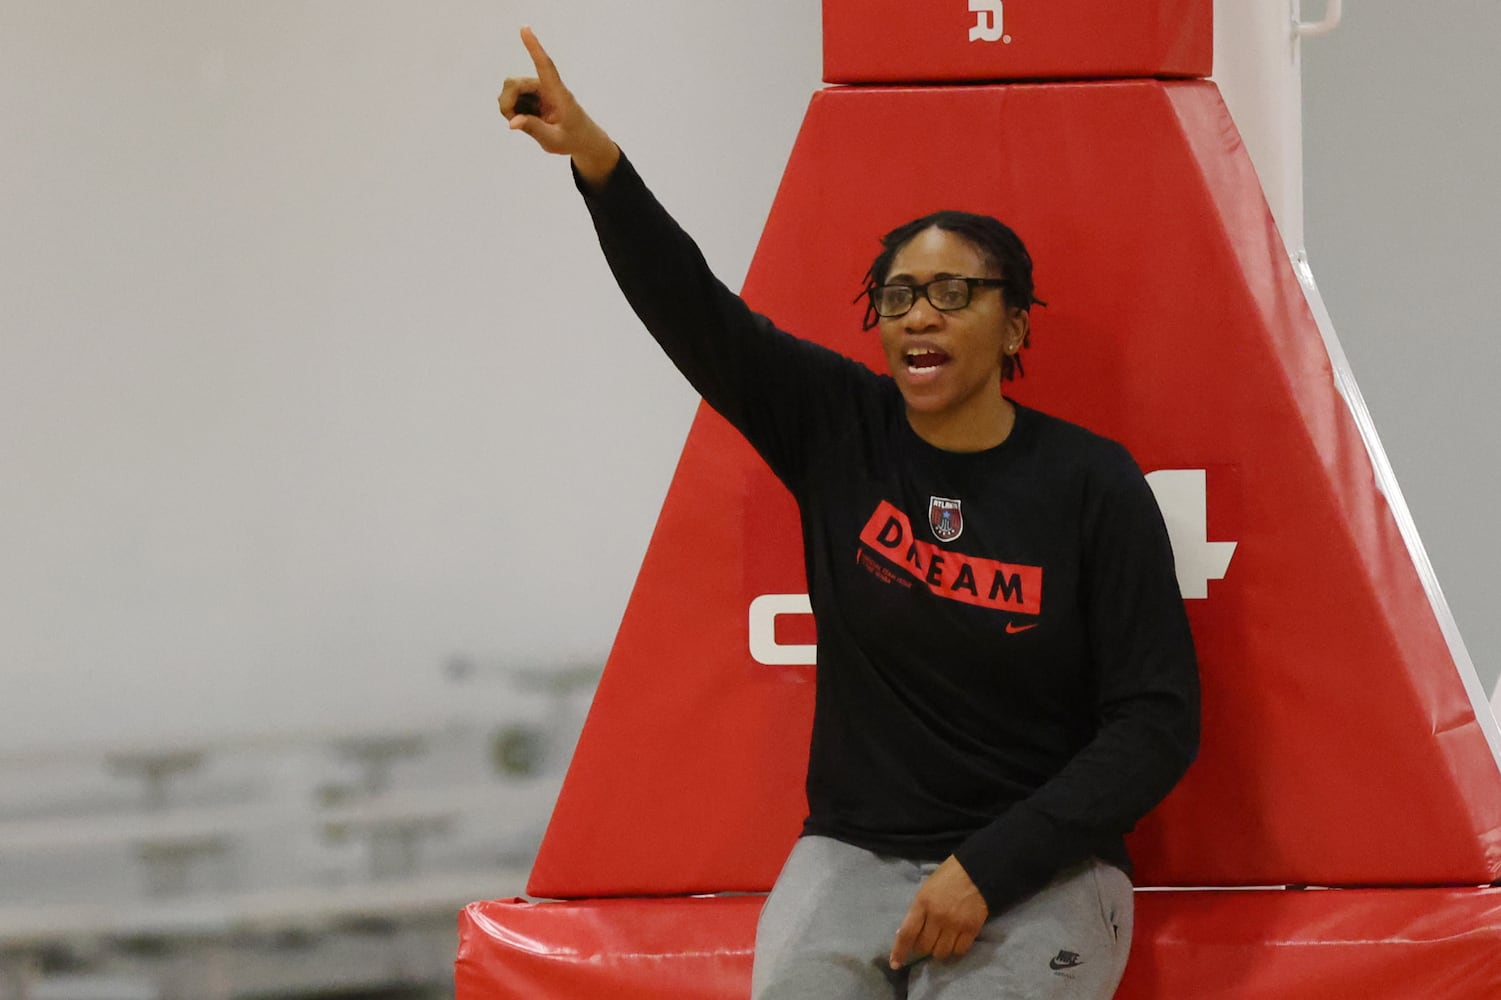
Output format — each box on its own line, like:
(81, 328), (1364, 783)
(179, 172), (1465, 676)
(752, 836), (1133, 1000)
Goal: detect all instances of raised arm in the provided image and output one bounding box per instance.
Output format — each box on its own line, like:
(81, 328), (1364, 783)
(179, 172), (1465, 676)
(499, 27), (619, 189)
(495, 27), (876, 493)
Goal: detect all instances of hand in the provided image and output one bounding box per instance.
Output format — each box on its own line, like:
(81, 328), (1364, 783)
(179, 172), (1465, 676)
(499, 26), (619, 186)
(889, 855), (990, 970)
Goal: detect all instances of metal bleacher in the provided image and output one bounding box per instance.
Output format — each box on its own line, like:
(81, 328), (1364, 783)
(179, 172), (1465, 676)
(0, 663), (596, 1000)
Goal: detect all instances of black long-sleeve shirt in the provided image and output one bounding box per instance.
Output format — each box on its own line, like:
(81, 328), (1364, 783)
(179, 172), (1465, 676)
(576, 153), (1200, 915)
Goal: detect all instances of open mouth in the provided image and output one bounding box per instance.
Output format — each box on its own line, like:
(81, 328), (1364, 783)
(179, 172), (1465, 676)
(905, 348), (951, 372)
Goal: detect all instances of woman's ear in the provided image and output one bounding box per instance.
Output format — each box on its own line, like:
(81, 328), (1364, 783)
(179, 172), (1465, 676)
(1003, 308), (1030, 355)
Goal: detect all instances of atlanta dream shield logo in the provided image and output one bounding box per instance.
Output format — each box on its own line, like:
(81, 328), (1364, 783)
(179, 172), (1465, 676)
(929, 496), (964, 542)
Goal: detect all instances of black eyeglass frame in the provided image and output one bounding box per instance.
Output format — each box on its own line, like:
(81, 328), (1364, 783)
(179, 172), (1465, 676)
(859, 276), (1009, 328)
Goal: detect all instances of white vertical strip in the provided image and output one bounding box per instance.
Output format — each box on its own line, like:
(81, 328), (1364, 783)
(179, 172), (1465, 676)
(1211, 0), (1305, 256)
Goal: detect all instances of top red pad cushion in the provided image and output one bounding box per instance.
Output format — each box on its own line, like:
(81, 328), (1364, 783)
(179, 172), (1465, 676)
(823, 0), (1212, 83)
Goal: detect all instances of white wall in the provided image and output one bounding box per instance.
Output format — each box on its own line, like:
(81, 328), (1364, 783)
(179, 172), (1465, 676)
(0, 1), (1493, 753)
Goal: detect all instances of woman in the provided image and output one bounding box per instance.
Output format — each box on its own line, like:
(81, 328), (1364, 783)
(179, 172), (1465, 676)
(501, 27), (1199, 1000)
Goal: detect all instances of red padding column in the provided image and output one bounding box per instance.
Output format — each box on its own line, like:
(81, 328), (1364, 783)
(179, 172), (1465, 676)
(528, 80), (1501, 901)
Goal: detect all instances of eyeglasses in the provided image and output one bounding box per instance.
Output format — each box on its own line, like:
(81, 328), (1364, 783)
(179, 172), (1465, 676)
(865, 277), (1008, 320)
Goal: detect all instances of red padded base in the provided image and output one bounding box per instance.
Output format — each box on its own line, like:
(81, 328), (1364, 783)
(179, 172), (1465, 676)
(457, 889), (1501, 999)
(457, 895), (761, 999)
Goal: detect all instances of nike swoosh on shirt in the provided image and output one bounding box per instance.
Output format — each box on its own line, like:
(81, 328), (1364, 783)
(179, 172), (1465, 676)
(1004, 622), (1039, 634)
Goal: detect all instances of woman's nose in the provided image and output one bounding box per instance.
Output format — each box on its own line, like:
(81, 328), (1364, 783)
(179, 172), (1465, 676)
(903, 293), (942, 330)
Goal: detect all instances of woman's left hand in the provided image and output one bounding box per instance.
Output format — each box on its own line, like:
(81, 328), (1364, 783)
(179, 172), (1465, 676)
(889, 855), (990, 969)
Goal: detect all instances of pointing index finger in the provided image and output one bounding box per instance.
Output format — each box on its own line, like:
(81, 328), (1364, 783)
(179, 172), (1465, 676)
(519, 26), (563, 88)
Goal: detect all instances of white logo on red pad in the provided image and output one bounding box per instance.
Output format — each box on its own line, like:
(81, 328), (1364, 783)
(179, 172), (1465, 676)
(969, 0), (1011, 44)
